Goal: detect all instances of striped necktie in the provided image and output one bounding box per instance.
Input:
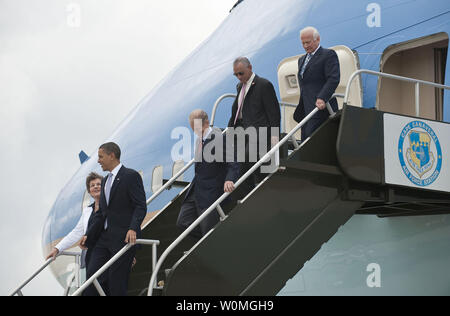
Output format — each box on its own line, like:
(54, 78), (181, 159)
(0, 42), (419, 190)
(300, 53), (312, 77)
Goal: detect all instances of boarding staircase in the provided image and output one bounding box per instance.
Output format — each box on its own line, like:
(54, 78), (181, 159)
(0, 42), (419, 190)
(10, 70), (450, 296)
(128, 70), (450, 296)
(129, 106), (450, 296)
(130, 108), (360, 296)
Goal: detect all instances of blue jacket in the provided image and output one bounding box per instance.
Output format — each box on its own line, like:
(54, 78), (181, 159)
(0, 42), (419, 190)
(185, 128), (241, 211)
(294, 47), (340, 140)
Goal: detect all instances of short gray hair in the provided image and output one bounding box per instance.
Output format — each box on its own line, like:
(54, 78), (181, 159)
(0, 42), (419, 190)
(233, 56), (251, 68)
(300, 26), (320, 40)
(189, 109), (209, 125)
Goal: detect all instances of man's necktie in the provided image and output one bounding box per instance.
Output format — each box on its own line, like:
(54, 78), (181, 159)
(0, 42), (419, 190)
(104, 172), (113, 229)
(300, 53), (312, 78)
(234, 82), (247, 126)
(195, 138), (203, 161)
(105, 172), (113, 205)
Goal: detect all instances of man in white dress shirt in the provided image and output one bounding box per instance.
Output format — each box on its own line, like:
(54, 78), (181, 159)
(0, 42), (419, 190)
(227, 57), (281, 195)
(82, 142), (147, 296)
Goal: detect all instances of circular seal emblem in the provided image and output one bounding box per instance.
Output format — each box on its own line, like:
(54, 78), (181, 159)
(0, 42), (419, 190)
(398, 121), (442, 187)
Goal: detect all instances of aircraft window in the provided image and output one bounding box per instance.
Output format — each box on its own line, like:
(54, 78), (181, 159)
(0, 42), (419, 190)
(286, 75), (298, 89)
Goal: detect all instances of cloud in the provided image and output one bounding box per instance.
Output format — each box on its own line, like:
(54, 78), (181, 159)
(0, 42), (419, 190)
(0, 0), (236, 295)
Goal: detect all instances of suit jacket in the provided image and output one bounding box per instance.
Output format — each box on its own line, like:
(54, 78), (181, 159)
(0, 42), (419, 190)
(228, 75), (281, 130)
(86, 165), (147, 252)
(293, 47), (340, 140)
(185, 128), (240, 211)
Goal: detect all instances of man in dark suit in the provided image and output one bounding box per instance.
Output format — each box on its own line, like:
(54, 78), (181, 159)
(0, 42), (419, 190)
(177, 110), (240, 238)
(293, 26), (340, 141)
(227, 57), (280, 193)
(81, 142), (147, 296)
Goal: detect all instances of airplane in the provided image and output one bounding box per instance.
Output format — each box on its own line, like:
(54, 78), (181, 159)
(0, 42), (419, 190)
(17, 0), (450, 295)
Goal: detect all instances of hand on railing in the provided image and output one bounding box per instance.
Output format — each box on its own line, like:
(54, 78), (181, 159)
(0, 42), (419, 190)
(224, 181), (236, 193)
(316, 98), (327, 110)
(125, 230), (137, 245)
(80, 236), (87, 249)
(46, 248), (60, 261)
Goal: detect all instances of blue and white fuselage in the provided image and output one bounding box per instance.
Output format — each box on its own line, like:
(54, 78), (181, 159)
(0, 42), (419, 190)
(42, 0), (450, 295)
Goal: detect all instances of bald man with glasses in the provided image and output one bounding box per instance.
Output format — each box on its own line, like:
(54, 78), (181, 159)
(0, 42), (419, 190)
(228, 57), (280, 195)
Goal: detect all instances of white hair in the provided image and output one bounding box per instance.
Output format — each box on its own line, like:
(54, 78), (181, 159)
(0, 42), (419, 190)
(300, 26), (320, 40)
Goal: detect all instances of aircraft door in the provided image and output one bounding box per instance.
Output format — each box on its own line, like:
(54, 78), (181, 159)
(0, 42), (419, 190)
(277, 45), (362, 139)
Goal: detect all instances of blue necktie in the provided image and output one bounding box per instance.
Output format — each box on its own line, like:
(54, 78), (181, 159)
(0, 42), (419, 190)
(300, 53), (312, 78)
(104, 173), (113, 229)
(105, 172), (113, 205)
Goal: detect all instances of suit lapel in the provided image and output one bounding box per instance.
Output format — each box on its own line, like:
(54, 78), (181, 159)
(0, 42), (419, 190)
(100, 177), (108, 207)
(108, 165), (124, 205)
(299, 54), (307, 71)
(304, 47), (323, 75)
(242, 75), (257, 108)
(247, 75), (257, 94)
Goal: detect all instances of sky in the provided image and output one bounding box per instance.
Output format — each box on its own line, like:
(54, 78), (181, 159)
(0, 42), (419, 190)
(0, 0), (237, 296)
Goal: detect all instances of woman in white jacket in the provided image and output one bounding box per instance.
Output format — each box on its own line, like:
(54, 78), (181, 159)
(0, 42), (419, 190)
(46, 172), (103, 269)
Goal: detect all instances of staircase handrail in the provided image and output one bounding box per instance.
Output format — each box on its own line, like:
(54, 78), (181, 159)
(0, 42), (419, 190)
(71, 239), (160, 296)
(344, 69), (450, 116)
(10, 251), (81, 296)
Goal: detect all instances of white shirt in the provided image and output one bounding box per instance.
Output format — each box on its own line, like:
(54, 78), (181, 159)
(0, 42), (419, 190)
(310, 45), (321, 56)
(238, 72), (256, 119)
(202, 127), (213, 142)
(104, 163), (122, 229)
(55, 206), (94, 252)
(105, 163), (123, 198)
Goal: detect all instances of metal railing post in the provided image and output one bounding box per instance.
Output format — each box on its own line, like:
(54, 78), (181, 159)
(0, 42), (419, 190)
(93, 279), (107, 296)
(216, 205), (227, 221)
(71, 239), (159, 296)
(415, 82), (420, 117)
(9, 251), (81, 296)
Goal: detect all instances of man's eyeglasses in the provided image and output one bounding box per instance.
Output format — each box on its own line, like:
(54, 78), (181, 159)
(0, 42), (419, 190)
(234, 72), (245, 77)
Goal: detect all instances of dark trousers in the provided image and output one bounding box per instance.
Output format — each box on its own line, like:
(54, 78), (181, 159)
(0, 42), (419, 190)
(83, 241), (136, 296)
(232, 120), (273, 195)
(237, 135), (269, 200)
(177, 192), (220, 239)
